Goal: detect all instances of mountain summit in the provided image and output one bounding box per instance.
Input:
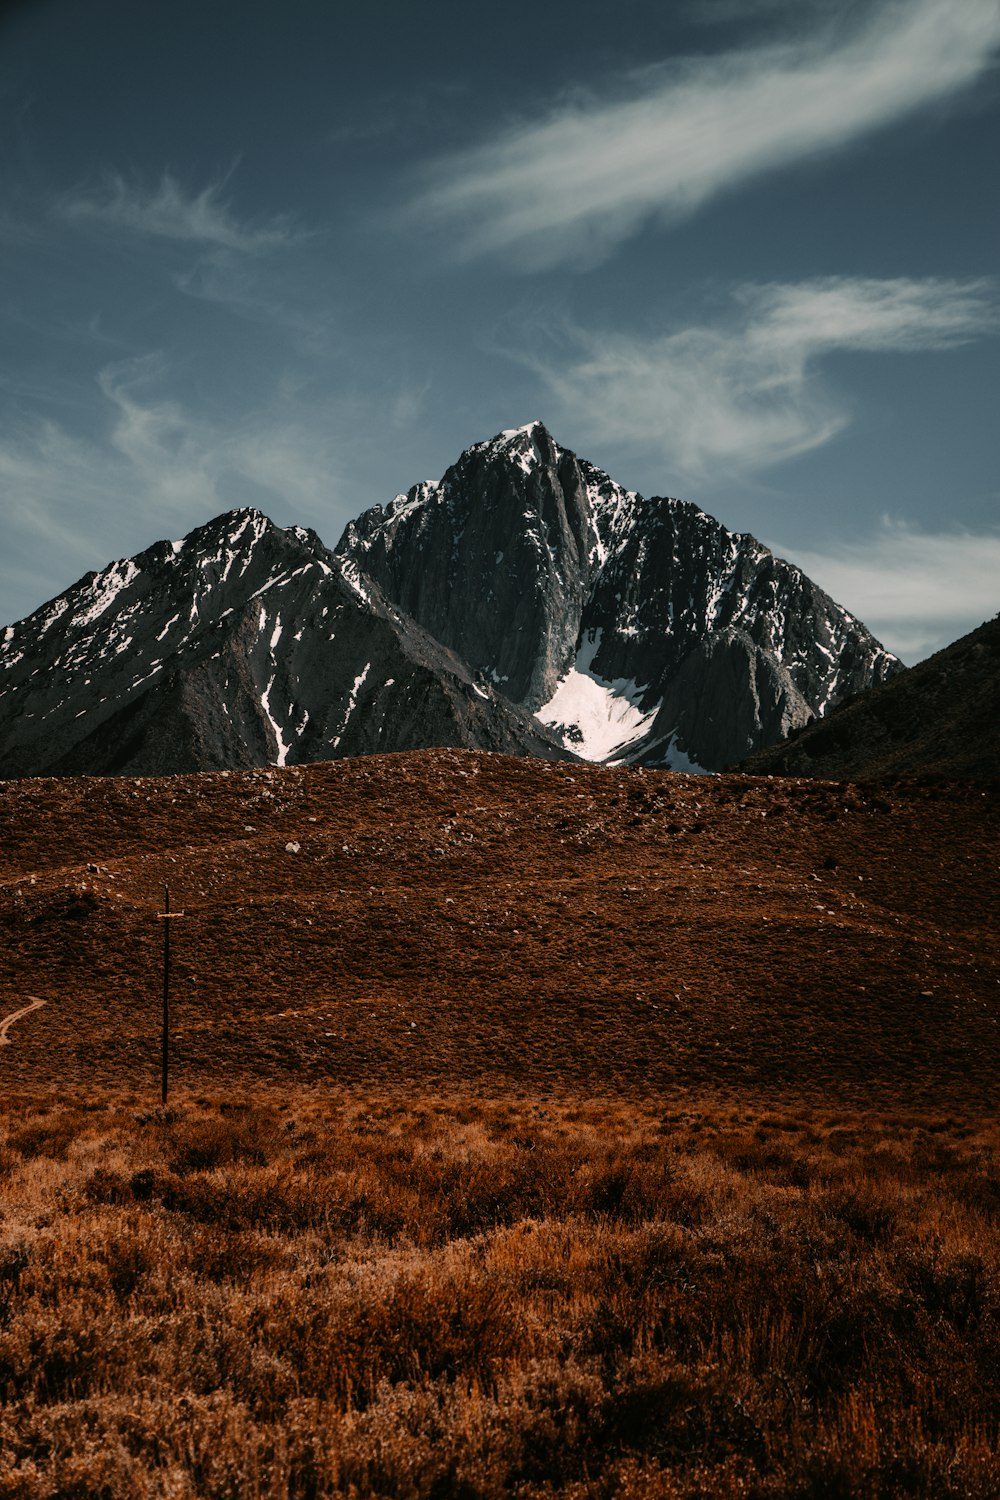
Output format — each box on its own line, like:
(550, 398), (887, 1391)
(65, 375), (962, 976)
(336, 422), (897, 770)
(0, 424), (897, 778)
(0, 506), (566, 779)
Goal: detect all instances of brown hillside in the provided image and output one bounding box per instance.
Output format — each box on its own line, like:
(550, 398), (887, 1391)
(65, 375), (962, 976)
(0, 749), (997, 1110)
(742, 612), (1000, 780)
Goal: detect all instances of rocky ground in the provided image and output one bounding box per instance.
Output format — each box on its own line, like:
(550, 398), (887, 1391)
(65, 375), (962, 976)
(0, 749), (996, 1109)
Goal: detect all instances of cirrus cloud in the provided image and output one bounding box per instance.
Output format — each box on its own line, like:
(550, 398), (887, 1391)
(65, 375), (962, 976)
(516, 276), (999, 475)
(408, 0), (1000, 267)
(57, 170), (298, 253)
(0, 352), (351, 626)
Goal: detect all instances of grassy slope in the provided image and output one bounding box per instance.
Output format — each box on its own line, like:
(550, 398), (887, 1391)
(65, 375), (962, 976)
(0, 750), (997, 1109)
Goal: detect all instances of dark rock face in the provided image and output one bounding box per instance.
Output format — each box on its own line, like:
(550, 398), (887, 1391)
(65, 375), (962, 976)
(639, 629), (814, 771)
(580, 472), (893, 724)
(338, 424), (899, 771)
(338, 423), (591, 709)
(741, 612), (1000, 781)
(0, 509), (570, 779)
(0, 421), (900, 779)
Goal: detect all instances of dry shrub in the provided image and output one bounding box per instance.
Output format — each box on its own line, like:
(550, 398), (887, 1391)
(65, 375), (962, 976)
(165, 1108), (282, 1174)
(184, 1224), (289, 1284)
(823, 1178), (899, 1242)
(0, 1092), (997, 1498)
(157, 1165), (325, 1232)
(6, 1116), (80, 1161)
(262, 1264), (518, 1409)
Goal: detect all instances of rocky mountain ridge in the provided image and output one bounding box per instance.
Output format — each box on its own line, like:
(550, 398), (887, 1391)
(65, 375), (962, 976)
(0, 508), (566, 779)
(337, 422), (898, 769)
(742, 612), (1000, 781)
(0, 422), (898, 778)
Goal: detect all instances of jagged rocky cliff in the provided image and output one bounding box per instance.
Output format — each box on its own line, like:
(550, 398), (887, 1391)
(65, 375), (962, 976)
(0, 421), (898, 778)
(0, 509), (568, 778)
(337, 422), (898, 770)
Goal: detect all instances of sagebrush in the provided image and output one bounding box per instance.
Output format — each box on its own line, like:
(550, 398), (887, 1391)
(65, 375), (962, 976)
(0, 1091), (998, 1498)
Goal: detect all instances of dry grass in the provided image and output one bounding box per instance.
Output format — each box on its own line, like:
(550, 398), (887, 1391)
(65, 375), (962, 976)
(0, 1089), (998, 1497)
(1, 753), (998, 1109)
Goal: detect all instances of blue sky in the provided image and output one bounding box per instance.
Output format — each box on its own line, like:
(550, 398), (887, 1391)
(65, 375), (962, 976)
(1, 0), (998, 661)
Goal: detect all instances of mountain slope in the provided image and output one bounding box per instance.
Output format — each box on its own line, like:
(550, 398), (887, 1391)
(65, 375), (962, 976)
(337, 422), (592, 710)
(1, 421), (899, 779)
(0, 509), (570, 778)
(741, 613), (1000, 780)
(338, 422), (899, 770)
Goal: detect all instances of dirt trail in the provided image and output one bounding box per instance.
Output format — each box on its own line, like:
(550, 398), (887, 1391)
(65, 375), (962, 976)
(0, 997), (46, 1046)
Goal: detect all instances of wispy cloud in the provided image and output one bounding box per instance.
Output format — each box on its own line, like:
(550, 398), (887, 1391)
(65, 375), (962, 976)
(517, 276), (999, 475)
(409, 0), (1000, 267)
(92, 355), (344, 515)
(772, 519), (1000, 662)
(0, 355), (352, 623)
(58, 170), (297, 252)
(170, 253), (338, 354)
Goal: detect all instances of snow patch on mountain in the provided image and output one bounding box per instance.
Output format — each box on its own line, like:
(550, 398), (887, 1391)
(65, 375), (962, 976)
(495, 420), (547, 476)
(73, 559), (139, 627)
(581, 466), (642, 573)
(332, 662), (371, 751)
(260, 672), (290, 766)
(537, 630), (657, 763)
(656, 734), (708, 775)
(339, 558), (372, 605)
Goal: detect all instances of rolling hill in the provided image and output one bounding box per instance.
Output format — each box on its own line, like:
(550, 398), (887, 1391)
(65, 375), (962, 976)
(1, 750), (996, 1110)
(742, 612), (1000, 780)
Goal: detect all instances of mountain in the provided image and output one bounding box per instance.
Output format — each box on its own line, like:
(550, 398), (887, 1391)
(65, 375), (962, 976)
(741, 612), (1000, 781)
(337, 421), (898, 769)
(0, 422), (898, 779)
(0, 509), (569, 779)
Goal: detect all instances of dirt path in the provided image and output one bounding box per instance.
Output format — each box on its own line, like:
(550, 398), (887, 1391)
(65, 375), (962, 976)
(0, 997), (46, 1046)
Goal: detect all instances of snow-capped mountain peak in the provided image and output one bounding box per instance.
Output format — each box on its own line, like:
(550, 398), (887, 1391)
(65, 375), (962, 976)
(336, 424), (899, 769)
(0, 423), (900, 779)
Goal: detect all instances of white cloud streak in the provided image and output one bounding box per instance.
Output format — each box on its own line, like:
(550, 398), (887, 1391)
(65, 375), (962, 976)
(410, 0), (1000, 266)
(58, 171), (296, 252)
(93, 355), (345, 516)
(772, 520), (1000, 662)
(519, 276), (999, 475)
(171, 253), (338, 354)
(0, 356), (349, 623)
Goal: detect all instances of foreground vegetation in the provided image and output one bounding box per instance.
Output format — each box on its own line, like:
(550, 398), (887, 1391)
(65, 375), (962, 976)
(0, 1091), (997, 1498)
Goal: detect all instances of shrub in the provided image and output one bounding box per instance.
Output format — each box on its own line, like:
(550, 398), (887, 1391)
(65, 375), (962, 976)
(0, 1092), (996, 1497)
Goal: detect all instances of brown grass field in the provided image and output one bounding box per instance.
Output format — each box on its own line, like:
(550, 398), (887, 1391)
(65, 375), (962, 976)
(0, 749), (997, 1104)
(0, 750), (998, 1495)
(1, 1093), (999, 1498)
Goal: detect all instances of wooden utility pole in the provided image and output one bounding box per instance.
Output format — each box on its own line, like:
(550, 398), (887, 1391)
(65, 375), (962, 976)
(157, 883), (185, 1105)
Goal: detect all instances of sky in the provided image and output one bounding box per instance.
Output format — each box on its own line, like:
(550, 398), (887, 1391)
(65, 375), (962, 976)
(1, 0), (998, 663)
